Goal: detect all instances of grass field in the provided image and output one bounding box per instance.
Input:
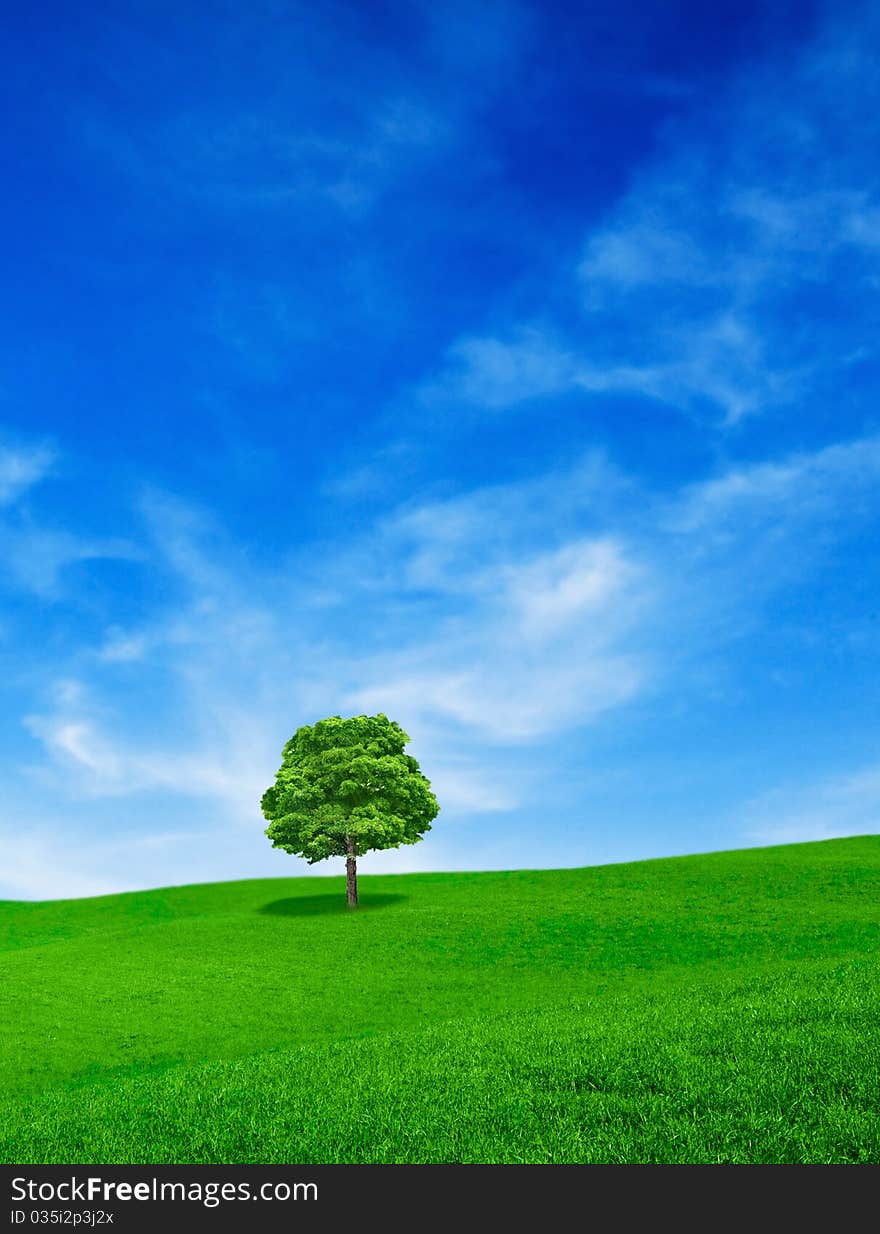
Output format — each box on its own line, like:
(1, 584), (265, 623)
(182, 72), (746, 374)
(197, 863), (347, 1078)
(2, 836), (879, 1163)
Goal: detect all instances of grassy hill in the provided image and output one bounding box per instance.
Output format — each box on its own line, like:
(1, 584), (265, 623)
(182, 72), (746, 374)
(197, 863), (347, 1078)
(2, 836), (879, 1163)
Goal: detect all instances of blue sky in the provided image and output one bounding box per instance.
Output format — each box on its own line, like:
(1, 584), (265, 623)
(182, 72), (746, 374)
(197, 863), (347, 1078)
(3, 0), (880, 898)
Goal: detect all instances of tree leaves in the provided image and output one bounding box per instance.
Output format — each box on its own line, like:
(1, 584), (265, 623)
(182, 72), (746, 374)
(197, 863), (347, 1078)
(261, 713), (439, 864)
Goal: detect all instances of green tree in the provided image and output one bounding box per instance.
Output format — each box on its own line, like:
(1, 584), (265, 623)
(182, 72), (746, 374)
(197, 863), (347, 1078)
(261, 713), (439, 908)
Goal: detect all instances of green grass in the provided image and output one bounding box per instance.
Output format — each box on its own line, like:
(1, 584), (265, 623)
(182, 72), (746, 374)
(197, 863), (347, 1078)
(2, 836), (879, 1163)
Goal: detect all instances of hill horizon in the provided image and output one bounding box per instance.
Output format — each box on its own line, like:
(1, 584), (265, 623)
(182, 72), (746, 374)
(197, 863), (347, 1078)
(4, 832), (873, 905)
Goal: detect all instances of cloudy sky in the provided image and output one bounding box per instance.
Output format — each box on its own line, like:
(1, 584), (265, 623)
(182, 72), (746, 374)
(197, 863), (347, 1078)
(3, 0), (880, 898)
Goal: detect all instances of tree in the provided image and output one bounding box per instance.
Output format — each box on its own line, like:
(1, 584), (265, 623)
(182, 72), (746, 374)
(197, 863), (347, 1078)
(261, 713), (439, 908)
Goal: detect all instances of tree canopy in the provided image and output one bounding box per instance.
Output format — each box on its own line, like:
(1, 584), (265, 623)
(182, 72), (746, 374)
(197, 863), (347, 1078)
(261, 714), (439, 904)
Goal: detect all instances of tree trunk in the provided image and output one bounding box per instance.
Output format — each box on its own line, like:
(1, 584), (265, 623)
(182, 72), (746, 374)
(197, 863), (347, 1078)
(345, 835), (358, 909)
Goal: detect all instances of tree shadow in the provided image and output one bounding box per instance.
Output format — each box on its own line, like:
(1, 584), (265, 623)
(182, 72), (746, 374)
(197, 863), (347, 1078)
(258, 893), (408, 917)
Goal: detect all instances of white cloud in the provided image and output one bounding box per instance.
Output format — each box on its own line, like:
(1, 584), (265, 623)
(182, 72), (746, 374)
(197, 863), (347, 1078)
(418, 293), (803, 429)
(349, 652), (645, 742)
(580, 220), (709, 291)
(0, 443), (54, 506)
(501, 538), (635, 641)
(38, 719), (124, 779)
(670, 434), (880, 533)
(423, 763), (516, 814)
(342, 495), (653, 740)
(571, 10), (880, 424)
(0, 816), (297, 901)
(418, 5), (880, 427)
(72, 0), (528, 224)
(372, 452), (632, 591)
(742, 761), (880, 846)
(421, 329), (577, 410)
(97, 631), (148, 663)
(12, 421), (880, 894)
(25, 686), (276, 820)
(0, 438), (137, 596)
(80, 83), (453, 216)
(0, 524), (138, 598)
(0, 830), (118, 900)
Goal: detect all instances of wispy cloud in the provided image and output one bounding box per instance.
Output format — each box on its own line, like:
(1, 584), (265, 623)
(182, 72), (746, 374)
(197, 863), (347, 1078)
(96, 630), (148, 663)
(669, 434), (880, 534)
(420, 4), (880, 424)
(0, 829), (118, 900)
(574, 6), (880, 424)
(12, 421), (880, 894)
(26, 424), (880, 771)
(0, 524), (137, 599)
(0, 442), (54, 506)
(423, 316), (792, 424)
(73, 1), (528, 220)
(82, 93), (452, 216)
(742, 761), (880, 847)
(346, 526), (650, 740)
(24, 707), (267, 816)
(0, 437), (137, 598)
(419, 329), (577, 410)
